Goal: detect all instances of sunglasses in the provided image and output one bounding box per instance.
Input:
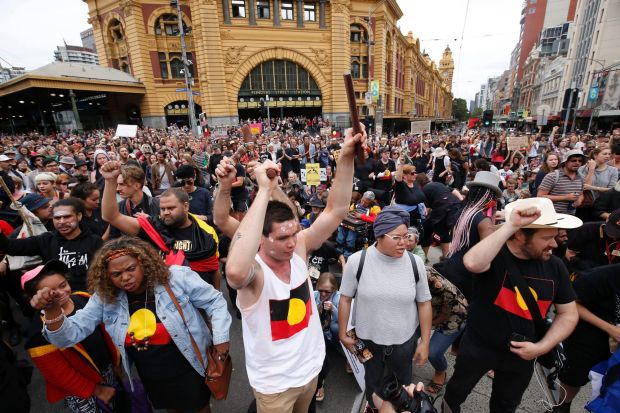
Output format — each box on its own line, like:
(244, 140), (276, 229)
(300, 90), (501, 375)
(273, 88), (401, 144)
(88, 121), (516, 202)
(318, 289), (332, 294)
(182, 178), (194, 185)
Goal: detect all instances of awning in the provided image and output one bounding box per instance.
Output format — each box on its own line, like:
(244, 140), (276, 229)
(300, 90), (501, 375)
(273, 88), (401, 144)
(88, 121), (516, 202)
(576, 109), (593, 117)
(599, 109), (620, 118)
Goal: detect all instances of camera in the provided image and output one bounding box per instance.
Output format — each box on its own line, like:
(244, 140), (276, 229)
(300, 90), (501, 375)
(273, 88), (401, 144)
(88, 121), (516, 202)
(379, 374), (437, 413)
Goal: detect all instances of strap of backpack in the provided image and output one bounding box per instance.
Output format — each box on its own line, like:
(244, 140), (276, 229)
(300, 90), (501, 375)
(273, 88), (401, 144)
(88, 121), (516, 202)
(407, 252), (420, 284)
(355, 248), (367, 284)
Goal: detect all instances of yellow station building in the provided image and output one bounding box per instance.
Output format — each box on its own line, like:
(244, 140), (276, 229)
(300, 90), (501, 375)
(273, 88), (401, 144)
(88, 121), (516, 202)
(84, 0), (453, 129)
(0, 0), (453, 132)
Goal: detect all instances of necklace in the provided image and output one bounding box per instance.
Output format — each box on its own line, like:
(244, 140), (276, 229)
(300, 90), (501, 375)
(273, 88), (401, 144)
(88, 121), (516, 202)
(128, 289), (151, 352)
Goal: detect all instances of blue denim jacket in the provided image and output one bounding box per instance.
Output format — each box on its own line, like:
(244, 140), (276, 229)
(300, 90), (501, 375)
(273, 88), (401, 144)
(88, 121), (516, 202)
(44, 265), (231, 384)
(313, 290), (340, 343)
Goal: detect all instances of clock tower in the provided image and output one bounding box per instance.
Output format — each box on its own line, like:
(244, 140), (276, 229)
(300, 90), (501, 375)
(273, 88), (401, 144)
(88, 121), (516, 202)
(439, 45), (454, 93)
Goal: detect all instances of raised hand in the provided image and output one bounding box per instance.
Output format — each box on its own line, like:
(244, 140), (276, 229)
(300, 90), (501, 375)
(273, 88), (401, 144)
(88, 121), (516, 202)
(341, 123), (367, 158)
(254, 160), (280, 191)
(30, 287), (62, 311)
(100, 161), (122, 181)
(508, 206), (541, 228)
(215, 157), (237, 190)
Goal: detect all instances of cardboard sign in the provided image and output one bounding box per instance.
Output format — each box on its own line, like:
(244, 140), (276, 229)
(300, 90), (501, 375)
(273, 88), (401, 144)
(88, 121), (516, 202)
(320, 127), (332, 136)
(339, 300), (366, 391)
(115, 124), (138, 138)
(301, 163), (321, 185)
(410, 120), (431, 135)
(507, 135), (529, 151)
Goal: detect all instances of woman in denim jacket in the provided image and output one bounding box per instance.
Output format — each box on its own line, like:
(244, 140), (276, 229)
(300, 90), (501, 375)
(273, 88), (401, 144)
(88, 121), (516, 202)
(31, 237), (232, 413)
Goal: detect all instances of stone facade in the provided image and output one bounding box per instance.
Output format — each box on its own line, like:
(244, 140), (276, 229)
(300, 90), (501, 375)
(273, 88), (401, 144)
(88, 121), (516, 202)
(83, 0), (453, 127)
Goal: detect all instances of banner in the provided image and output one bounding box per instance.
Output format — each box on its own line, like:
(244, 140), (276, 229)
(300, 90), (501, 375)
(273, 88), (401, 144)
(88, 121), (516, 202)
(250, 122), (263, 135)
(410, 120), (431, 135)
(370, 81), (379, 103)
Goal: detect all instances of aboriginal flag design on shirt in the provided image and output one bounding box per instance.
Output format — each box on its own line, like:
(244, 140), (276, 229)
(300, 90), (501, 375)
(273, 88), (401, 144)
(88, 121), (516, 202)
(494, 272), (554, 320)
(269, 281), (313, 341)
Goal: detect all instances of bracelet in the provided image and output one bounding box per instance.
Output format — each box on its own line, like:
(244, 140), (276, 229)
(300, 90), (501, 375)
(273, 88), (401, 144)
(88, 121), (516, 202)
(43, 309), (65, 325)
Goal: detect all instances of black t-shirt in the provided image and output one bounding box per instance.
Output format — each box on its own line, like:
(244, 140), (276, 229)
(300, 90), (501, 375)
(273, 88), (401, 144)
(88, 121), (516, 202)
(80, 210), (107, 237)
(354, 158), (375, 192)
(441, 211), (487, 300)
(230, 164), (248, 203)
(308, 242), (341, 274)
(393, 181), (427, 206)
(567, 264), (620, 348)
(467, 246), (576, 350)
(125, 290), (192, 379)
(567, 222), (619, 270)
(188, 186), (213, 219)
(422, 182), (459, 209)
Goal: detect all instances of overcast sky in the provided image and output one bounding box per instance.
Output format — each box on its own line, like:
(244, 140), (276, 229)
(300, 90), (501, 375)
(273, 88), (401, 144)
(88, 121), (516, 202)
(0, 0), (522, 103)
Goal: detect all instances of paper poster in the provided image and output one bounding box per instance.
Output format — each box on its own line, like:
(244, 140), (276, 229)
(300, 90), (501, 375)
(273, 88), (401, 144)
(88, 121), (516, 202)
(115, 124), (138, 138)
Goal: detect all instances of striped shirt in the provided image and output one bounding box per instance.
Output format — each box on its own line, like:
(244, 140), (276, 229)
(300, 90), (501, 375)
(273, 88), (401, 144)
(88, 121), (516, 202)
(538, 169), (583, 214)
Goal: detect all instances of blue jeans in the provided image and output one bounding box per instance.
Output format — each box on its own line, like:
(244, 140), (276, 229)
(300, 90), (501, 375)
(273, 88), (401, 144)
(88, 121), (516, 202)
(413, 325), (465, 372)
(336, 227), (357, 258)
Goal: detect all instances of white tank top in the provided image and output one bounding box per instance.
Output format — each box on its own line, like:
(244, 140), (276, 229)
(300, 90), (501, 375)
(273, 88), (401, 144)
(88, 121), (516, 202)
(240, 253), (325, 394)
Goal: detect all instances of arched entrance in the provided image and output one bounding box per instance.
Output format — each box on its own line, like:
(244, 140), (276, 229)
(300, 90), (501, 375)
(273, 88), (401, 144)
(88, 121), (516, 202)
(237, 60), (322, 119)
(164, 100), (202, 127)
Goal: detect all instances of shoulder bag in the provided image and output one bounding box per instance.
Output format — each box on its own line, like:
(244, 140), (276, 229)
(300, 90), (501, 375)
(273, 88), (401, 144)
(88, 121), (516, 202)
(164, 284), (232, 400)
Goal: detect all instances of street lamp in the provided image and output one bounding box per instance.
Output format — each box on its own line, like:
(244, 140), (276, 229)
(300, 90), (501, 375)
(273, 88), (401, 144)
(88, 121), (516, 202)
(172, 0), (198, 136)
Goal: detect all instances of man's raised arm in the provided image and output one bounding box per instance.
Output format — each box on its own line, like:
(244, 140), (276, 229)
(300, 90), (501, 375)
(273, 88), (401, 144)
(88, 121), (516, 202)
(302, 124), (366, 252)
(100, 161), (140, 236)
(225, 161), (280, 290)
(213, 157), (240, 238)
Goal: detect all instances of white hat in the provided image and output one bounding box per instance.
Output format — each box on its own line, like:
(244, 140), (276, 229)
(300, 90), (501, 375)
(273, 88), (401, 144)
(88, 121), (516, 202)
(0, 155), (10, 162)
(504, 197), (582, 230)
(34, 172), (58, 183)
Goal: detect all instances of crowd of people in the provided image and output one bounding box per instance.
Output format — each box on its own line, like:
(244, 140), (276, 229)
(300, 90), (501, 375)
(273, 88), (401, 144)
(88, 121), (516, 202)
(0, 117), (619, 413)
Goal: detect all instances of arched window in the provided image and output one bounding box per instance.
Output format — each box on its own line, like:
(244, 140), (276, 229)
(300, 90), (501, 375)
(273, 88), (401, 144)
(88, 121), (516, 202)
(108, 19), (125, 42)
(350, 24), (367, 43)
(154, 13), (188, 36)
(106, 18), (131, 75)
(158, 52), (193, 79)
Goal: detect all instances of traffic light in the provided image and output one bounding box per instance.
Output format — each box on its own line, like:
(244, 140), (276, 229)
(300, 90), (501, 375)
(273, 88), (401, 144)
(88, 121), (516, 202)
(364, 115), (374, 131)
(482, 110), (493, 127)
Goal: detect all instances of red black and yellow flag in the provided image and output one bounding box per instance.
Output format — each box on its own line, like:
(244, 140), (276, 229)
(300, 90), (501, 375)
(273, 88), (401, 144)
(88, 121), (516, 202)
(494, 272), (553, 320)
(269, 281), (313, 341)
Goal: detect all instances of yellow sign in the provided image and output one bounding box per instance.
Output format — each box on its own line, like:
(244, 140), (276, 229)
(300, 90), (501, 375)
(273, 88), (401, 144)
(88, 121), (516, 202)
(305, 163), (321, 186)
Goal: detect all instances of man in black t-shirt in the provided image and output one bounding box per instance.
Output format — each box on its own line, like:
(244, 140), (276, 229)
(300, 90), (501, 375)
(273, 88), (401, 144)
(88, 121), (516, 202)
(101, 162), (220, 287)
(553, 264), (620, 412)
(444, 198), (580, 413)
(175, 165), (213, 224)
(566, 209), (620, 272)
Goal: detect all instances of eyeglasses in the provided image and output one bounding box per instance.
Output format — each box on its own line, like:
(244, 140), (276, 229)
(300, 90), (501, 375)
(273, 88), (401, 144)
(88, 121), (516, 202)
(59, 182), (69, 185)
(182, 179), (194, 185)
(383, 233), (413, 243)
(318, 289), (332, 294)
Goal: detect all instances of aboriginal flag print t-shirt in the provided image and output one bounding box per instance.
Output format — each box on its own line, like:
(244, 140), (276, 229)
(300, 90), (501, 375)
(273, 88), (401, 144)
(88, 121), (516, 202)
(466, 246), (576, 351)
(125, 290), (192, 379)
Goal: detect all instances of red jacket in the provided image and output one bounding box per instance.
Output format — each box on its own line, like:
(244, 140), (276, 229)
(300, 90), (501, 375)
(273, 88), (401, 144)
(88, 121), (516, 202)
(25, 293), (119, 403)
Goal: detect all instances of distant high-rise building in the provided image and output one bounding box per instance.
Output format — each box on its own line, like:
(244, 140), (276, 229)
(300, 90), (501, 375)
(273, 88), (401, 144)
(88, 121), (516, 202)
(469, 100), (476, 113)
(0, 64), (26, 83)
(80, 27), (97, 53)
(54, 45), (99, 65)
(563, 0), (620, 109)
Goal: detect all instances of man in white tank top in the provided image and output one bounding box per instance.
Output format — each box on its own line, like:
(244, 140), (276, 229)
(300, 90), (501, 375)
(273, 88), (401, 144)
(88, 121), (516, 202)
(213, 126), (366, 413)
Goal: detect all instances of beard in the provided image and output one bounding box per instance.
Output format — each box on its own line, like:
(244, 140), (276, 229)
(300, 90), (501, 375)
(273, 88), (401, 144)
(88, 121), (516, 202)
(162, 213), (186, 228)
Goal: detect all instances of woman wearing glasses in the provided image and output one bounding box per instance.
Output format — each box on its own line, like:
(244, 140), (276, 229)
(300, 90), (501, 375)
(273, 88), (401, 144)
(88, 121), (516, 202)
(338, 206), (432, 411)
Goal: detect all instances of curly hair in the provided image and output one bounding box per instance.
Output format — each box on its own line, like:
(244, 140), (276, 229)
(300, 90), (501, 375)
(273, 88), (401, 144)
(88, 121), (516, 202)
(87, 237), (170, 302)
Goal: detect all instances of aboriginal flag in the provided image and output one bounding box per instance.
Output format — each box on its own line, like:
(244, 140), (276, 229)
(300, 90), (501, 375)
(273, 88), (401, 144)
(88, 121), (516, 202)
(494, 272), (553, 320)
(269, 281), (313, 341)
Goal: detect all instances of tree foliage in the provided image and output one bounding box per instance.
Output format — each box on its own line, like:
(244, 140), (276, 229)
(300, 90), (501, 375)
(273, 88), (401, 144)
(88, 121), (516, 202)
(471, 107), (483, 118)
(452, 98), (469, 121)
